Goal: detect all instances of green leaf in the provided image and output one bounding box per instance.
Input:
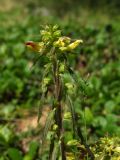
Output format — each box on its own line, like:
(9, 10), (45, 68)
(23, 155), (31, 160)
(23, 141), (39, 160)
(64, 132), (73, 144)
(104, 101), (115, 113)
(8, 148), (23, 160)
(40, 108), (56, 153)
(84, 107), (94, 125)
(93, 116), (107, 128)
(0, 125), (13, 143)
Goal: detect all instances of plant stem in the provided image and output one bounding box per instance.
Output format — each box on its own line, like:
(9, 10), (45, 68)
(53, 50), (66, 160)
(49, 136), (55, 159)
(75, 114), (94, 160)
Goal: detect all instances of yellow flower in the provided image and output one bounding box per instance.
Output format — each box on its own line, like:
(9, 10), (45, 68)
(54, 39), (65, 47)
(59, 37), (71, 44)
(25, 41), (44, 52)
(68, 39), (83, 50)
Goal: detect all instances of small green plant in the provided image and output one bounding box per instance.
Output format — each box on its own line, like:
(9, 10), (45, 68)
(26, 25), (95, 159)
(92, 136), (120, 160)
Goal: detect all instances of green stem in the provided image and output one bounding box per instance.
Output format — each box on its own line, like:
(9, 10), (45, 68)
(75, 114), (94, 159)
(53, 50), (66, 160)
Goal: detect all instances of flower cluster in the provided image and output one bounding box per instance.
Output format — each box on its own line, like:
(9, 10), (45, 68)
(26, 25), (83, 54)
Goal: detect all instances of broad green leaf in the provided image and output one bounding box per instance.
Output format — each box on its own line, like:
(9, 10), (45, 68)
(8, 148), (23, 160)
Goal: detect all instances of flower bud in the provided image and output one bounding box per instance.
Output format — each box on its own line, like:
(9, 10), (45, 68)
(53, 30), (61, 37)
(64, 112), (71, 120)
(53, 24), (59, 31)
(67, 139), (79, 146)
(53, 124), (58, 131)
(59, 63), (65, 72)
(43, 77), (50, 85)
(59, 47), (68, 51)
(65, 83), (74, 90)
